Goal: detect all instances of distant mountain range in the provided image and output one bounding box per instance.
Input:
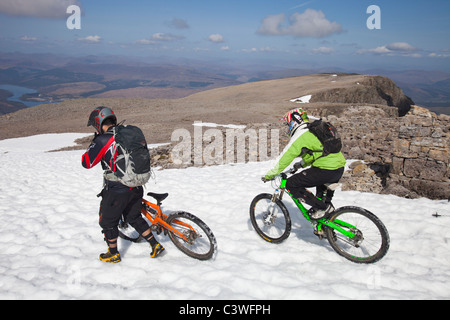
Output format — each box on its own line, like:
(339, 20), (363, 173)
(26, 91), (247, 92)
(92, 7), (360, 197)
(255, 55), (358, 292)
(0, 51), (449, 115)
(0, 52), (242, 114)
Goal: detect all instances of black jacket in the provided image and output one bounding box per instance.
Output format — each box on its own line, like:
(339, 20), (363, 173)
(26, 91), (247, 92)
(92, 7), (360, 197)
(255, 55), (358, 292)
(81, 127), (130, 191)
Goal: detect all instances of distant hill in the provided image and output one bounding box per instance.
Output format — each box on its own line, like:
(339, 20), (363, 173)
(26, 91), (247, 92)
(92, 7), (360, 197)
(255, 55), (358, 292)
(1, 52), (449, 115)
(0, 52), (241, 111)
(0, 73), (414, 143)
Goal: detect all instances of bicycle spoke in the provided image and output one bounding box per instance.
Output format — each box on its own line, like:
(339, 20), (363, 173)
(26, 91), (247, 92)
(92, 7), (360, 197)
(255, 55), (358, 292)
(257, 200), (284, 237)
(171, 218), (209, 253)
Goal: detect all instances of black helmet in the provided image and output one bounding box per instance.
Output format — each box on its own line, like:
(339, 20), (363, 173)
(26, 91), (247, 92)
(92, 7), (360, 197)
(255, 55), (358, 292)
(87, 106), (117, 133)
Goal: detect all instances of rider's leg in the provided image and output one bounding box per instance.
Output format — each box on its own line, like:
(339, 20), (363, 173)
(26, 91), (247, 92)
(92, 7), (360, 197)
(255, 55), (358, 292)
(316, 185), (336, 205)
(123, 187), (165, 258)
(325, 189), (336, 204)
(286, 167), (344, 217)
(315, 184), (327, 201)
(98, 189), (130, 262)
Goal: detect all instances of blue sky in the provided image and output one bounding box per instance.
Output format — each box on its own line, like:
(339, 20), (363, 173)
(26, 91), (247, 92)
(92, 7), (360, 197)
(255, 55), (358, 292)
(1, 0), (449, 71)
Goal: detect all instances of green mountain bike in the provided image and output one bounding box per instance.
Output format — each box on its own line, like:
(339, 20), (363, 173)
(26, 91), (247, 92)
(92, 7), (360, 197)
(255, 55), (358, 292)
(250, 162), (390, 264)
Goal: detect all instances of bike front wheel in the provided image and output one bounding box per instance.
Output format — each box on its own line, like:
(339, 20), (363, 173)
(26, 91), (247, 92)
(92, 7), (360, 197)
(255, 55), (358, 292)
(249, 193), (291, 243)
(166, 211), (217, 261)
(326, 206), (390, 264)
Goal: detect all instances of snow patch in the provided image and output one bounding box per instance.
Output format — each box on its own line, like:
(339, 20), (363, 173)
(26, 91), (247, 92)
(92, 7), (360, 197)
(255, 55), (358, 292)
(0, 133), (92, 154)
(290, 95), (312, 104)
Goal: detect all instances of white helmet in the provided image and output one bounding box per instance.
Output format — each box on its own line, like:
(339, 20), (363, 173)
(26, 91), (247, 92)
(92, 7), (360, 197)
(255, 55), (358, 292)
(280, 108), (309, 137)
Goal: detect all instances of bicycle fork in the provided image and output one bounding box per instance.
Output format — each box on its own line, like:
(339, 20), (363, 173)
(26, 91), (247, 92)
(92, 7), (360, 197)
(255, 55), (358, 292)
(263, 189), (284, 226)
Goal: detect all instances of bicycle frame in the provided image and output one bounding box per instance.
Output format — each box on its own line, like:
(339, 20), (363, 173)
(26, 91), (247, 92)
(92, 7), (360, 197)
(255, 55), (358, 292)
(141, 198), (196, 243)
(277, 174), (357, 239)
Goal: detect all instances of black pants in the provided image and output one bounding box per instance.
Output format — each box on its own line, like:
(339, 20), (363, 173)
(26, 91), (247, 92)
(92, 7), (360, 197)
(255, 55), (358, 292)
(99, 187), (149, 241)
(286, 166), (344, 210)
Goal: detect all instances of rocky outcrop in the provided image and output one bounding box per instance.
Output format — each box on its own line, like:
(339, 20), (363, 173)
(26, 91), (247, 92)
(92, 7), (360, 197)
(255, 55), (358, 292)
(310, 75), (414, 116)
(328, 105), (450, 200)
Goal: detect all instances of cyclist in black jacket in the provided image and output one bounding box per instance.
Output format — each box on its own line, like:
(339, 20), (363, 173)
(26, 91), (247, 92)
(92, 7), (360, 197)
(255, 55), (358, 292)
(82, 107), (164, 263)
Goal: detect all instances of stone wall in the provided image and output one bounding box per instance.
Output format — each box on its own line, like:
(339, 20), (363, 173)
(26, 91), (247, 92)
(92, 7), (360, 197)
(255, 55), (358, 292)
(325, 105), (450, 200)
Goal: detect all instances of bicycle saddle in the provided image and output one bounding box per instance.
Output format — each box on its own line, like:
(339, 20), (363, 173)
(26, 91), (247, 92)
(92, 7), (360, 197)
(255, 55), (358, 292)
(147, 192), (169, 203)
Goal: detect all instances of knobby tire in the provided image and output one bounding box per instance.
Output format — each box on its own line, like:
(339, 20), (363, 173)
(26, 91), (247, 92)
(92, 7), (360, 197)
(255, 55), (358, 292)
(326, 206), (390, 264)
(249, 193), (292, 243)
(166, 211), (217, 261)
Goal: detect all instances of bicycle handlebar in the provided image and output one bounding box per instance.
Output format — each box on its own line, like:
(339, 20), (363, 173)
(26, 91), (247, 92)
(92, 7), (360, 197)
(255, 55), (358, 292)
(262, 161), (304, 183)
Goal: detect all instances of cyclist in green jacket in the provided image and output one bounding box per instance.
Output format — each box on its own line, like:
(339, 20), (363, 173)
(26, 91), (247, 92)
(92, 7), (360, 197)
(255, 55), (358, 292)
(264, 108), (346, 220)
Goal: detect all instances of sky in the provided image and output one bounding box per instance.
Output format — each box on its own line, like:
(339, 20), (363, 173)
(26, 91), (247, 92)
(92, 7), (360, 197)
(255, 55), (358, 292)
(0, 0), (449, 71)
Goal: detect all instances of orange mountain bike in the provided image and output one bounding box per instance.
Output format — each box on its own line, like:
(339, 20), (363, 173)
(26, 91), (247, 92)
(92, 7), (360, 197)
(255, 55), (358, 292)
(118, 192), (217, 261)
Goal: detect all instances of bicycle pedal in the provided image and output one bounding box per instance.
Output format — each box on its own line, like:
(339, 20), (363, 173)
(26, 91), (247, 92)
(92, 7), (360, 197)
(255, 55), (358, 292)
(314, 229), (326, 240)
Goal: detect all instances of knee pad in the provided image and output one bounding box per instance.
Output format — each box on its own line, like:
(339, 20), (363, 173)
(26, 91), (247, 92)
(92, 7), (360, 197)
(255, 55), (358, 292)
(102, 227), (119, 241)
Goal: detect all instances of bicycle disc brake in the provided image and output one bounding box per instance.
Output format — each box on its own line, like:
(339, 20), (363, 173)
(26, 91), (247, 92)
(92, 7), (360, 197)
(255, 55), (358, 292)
(351, 229), (364, 247)
(184, 229), (201, 245)
(263, 203), (277, 225)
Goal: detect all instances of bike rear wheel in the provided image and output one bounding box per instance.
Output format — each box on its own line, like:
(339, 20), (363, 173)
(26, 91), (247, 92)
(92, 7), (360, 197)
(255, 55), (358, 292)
(166, 211), (217, 261)
(326, 206), (390, 264)
(249, 193), (291, 243)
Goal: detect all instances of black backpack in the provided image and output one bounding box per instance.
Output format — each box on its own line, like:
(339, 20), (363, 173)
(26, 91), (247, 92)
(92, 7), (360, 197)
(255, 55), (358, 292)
(110, 125), (151, 187)
(306, 119), (342, 157)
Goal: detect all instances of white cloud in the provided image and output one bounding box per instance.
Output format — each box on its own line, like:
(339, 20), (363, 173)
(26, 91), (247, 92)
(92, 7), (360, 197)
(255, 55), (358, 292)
(77, 35), (101, 43)
(257, 9), (343, 38)
(167, 18), (189, 30)
(135, 39), (154, 45)
(257, 13), (286, 36)
(136, 33), (184, 45)
(429, 52), (450, 58)
(152, 33), (184, 42)
(0, 0), (81, 19)
(241, 47), (276, 53)
(357, 46), (391, 55)
(242, 48), (259, 53)
(208, 34), (225, 43)
(20, 36), (38, 41)
(357, 42), (421, 57)
(312, 46), (335, 54)
(386, 42), (417, 52)
(260, 47), (275, 52)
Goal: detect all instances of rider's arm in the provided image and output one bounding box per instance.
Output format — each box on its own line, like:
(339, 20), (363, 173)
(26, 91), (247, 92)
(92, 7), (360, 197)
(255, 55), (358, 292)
(264, 133), (304, 180)
(81, 134), (115, 169)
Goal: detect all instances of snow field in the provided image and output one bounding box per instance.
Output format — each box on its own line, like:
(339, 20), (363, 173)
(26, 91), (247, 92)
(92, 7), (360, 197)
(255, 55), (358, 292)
(0, 133), (449, 300)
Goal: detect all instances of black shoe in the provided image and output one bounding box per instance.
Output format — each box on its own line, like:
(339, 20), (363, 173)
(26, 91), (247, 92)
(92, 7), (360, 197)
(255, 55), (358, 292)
(99, 249), (121, 263)
(150, 243), (165, 258)
(308, 204), (335, 220)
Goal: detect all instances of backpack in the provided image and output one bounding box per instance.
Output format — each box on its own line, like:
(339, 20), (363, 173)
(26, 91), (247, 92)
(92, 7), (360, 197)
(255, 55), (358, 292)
(109, 125), (152, 187)
(306, 119), (342, 157)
